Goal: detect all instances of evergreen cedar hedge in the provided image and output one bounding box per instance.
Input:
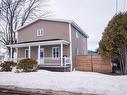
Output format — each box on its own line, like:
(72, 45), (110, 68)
(17, 58), (38, 72)
(0, 61), (16, 71)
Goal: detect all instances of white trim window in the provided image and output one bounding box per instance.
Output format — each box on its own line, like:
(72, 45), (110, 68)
(37, 29), (44, 36)
(25, 49), (29, 58)
(52, 47), (59, 58)
(76, 31), (79, 38)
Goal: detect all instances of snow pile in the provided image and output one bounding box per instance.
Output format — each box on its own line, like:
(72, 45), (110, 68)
(0, 70), (127, 95)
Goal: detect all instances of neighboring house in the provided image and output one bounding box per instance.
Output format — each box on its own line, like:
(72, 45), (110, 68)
(87, 50), (97, 54)
(0, 48), (5, 63)
(7, 18), (88, 71)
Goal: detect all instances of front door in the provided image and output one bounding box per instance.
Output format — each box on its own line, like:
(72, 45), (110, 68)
(40, 48), (44, 64)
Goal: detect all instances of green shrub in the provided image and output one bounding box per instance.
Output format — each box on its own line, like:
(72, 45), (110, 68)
(17, 58), (38, 72)
(0, 61), (16, 72)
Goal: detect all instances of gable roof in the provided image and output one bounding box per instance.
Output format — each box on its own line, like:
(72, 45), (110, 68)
(16, 18), (89, 38)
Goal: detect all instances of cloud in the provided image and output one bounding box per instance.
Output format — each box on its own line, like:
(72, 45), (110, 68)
(49, 0), (127, 50)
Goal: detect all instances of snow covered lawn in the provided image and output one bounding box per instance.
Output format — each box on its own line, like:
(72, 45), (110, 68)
(0, 70), (127, 95)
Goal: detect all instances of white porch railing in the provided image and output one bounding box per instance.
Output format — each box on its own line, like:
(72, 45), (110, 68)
(44, 57), (71, 66)
(44, 57), (61, 65)
(8, 57), (71, 66)
(64, 57), (71, 66)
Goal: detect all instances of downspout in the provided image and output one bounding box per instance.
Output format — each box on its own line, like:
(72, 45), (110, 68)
(69, 23), (73, 71)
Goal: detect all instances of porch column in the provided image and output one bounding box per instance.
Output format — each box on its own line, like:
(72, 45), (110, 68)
(10, 47), (13, 61)
(38, 45), (40, 64)
(28, 46), (31, 58)
(16, 47), (18, 62)
(61, 43), (63, 66)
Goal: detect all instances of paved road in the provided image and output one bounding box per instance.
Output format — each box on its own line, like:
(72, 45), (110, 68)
(0, 88), (47, 95)
(0, 86), (96, 95)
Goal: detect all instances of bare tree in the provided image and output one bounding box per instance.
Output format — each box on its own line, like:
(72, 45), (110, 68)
(0, 0), (50, 48)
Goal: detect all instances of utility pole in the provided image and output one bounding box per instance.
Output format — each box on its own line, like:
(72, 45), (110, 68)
(123, 0), (126, 11)
(116, 0), (118, 14)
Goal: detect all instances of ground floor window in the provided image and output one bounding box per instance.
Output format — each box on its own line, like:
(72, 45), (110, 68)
(52, 47), (59, 58)
(25, 49), (29, 58)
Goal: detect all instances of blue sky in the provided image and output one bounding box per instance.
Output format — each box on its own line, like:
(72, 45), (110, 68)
(48, 0), (127, 50)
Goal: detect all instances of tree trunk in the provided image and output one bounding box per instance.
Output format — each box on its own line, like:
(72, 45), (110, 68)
(119, 45), (127, 75)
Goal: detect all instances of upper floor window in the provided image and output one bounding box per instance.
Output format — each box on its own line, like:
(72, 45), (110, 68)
(37, 29), (44, 36)
(76, 32), (79, 38)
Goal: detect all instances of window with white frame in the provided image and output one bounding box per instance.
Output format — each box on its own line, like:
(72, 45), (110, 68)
(76, 32), (79, 38)
(37, 29), (44, 36)
(52, 47), (59, 58)
(25, 49), (29, 58)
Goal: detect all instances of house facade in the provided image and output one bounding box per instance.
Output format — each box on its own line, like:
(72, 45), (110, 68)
(7, 18), (88, 71)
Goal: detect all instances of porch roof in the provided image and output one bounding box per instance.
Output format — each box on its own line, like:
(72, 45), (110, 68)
(6, 39), (69, 48)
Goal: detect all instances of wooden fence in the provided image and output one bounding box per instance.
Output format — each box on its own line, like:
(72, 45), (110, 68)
(75, 55), (112, 73)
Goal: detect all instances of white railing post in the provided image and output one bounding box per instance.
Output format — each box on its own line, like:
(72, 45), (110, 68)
(16, 48), (18, 62)
(70, 57), (72, 71)
(10, 47), (13, 61)
(64, 57), (70, 66)
(61, 43), (63, 66)
(64, 57), (72, 71)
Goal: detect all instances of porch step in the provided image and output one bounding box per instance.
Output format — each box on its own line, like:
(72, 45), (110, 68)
(38, 65), (70, 72)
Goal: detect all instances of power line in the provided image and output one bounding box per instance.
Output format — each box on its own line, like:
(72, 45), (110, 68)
(116, 0), (118, 14)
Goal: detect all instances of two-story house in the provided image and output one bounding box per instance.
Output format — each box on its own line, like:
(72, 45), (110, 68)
(7, 18), (88, 71)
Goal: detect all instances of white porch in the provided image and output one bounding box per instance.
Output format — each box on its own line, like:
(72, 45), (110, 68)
(7, 40), (72, 67)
